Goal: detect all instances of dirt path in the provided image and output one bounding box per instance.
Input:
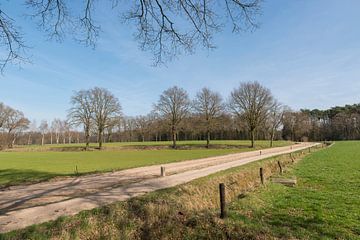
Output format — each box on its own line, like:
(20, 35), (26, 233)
(0, 142), (318, 233)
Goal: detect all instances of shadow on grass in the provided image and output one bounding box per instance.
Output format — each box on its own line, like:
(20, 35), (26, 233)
(0, 169), (63, 189)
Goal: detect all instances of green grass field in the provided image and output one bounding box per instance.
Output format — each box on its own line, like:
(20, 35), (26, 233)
(4, 141), (357, 239)
(3, 142), (358, 239)
(10, 140), (290, 151)
(0, 140), (290, 187)
(226, 141), (360, 239)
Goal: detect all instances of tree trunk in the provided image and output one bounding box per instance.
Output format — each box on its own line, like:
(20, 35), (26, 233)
(11, 135), (16, 148)
(50, 133), (53, 144)
(250, 129), (255, 148)
(41, 134), (44, 146)
(270, 128), (275, 147)
(206, 129), (210, 148)
(172, 126), (177, 149)
(85, 134), (90, 150)
(98, 129), (103, 149)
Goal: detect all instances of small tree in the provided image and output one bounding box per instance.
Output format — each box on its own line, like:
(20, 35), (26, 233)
(39, 120), (49, 146)
(229, 81), (274, 148)
(155, 86), (190, 148)
(193, 88), (223, 148)
(267, 101), (286, 147)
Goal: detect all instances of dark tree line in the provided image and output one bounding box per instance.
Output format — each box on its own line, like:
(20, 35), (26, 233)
(282, 104), (360, 141)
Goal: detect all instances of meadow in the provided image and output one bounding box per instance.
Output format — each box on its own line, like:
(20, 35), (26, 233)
(0, 140), (290, 187)
(2, 141), (358, 239)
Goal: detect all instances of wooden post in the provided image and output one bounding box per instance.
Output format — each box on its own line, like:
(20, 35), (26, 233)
(160, 166), (166, 177)
(260, 167), (264, 185)
(308, 147), (311, 153)
(219, 183), (226, 219)
(260, 150), (262, 156)
(278, 161), (283, 174)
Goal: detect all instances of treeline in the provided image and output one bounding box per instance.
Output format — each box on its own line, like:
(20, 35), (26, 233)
(1, 82), (360, 150)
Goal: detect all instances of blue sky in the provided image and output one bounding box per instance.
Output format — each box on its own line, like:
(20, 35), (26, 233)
(1, 0), (360, 122)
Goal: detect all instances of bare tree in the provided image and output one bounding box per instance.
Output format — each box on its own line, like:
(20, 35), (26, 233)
(267, 101), (286, 147)
(282, 110), (312, 142)
(2, 108), (30, 148)
(68, 90), (93, 150)
(0, 103), (12, 129)
(135, 115), (150, 142)
(193, 87), (223, 148)
(0, 1), (260, 72)
(51, 118), (62, 144)
(26, 120), (37, 145)
(39, 120), (48, 146)
(155, 86), (190, 148)
(89, 87), (122, 149)
(229, 81), (274, 148)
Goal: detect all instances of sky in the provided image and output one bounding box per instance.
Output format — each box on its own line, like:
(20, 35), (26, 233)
(1, 0), (360, 123)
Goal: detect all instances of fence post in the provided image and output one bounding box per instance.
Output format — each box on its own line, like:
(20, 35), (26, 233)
(260, 150), (262, 156)
(277, 161), (283, 174)
(160, 166), (166, 177)
(260, 167), (264, 185)
(219, 183), (226, 219)
(308, 147), (311, 153)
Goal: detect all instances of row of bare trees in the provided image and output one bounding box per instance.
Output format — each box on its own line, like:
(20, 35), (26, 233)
(153, 82), (285, 148)
(26, 119), (78, 146)
(3, 82), (360, 150)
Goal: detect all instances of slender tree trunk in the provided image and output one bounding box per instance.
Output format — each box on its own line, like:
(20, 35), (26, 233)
(270, 128), (275, 147)
(41, 134), (44, 146)
(50, 133), (53, 144)
(206, 129), (210, 148)
(27, 134), (31, 145)
(172, 125), (177, 149)
(11, 135), (16, 148)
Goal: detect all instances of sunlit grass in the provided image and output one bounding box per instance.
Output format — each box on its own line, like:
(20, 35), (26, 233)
(0, 140), (290, 187)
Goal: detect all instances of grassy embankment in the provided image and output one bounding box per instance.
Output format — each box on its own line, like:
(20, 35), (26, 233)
(0, 140), (290, 187)
(3, 142), (356, 239)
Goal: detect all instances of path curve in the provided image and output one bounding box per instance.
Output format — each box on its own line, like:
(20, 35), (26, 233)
(0, 142), (318, 233)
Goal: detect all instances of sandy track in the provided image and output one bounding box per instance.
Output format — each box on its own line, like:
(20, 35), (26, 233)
(0, 142), (318, 233)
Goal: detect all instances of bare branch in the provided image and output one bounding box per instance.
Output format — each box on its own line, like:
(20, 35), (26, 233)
(0, 9), (28, 73)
